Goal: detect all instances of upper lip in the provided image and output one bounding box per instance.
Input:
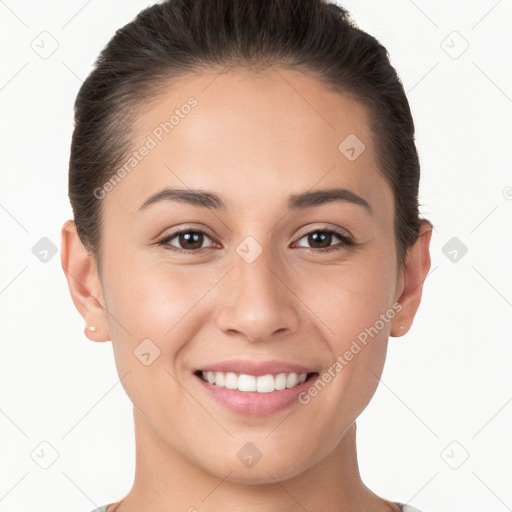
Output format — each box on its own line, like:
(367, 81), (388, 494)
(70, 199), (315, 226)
(196, 359), (317, 377)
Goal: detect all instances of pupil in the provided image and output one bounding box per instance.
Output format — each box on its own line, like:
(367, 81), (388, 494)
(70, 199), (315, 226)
(309, 231), (331, 248)
(180, 231), (203, 249)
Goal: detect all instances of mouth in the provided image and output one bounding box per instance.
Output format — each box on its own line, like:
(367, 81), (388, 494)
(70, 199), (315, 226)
(193, 369), (319, 393)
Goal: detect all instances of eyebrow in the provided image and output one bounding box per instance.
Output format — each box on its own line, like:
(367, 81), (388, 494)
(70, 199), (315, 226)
(138, 187), (372, 214)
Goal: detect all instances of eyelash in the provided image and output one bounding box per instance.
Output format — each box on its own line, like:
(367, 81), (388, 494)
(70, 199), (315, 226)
(157, 227), (355, 254)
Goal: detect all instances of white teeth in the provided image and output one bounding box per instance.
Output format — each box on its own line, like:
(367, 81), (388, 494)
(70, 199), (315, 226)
(238, 374), (257, 392)
(200, 371), (309, 392)
(286, 373), (298, 388)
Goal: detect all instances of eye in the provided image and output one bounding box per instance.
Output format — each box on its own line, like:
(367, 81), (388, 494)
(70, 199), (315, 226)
(294, 228), (354, 252)
(158, 229), (217, 253)
(157, 227), (354, 254)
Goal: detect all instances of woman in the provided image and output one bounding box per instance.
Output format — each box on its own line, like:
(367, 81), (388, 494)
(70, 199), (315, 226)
(61, 0), (433, 510)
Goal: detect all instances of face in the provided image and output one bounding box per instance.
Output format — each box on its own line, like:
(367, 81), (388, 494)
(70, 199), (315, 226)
(88, 67), (405, 483)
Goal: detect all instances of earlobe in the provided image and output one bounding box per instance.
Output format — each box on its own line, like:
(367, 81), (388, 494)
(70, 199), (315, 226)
(390, 220), (433, 338)
(60, 220), (110, 342)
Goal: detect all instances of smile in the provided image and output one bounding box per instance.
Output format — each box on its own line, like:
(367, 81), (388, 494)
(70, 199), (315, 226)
(196, 370), (316, 393)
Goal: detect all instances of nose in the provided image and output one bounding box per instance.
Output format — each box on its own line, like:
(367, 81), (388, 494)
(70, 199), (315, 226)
(214, 245), (300, 343)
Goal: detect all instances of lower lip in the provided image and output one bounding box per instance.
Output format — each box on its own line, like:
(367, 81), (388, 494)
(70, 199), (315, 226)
(194, 373), (319, 417)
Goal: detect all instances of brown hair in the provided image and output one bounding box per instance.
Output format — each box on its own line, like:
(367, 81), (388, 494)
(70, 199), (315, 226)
(68, 0), (431, 272)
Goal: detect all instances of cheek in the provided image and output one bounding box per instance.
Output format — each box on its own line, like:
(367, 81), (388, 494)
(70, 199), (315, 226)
(100, 253), (206, 421)
(299, 248), (397, 347)
(101, 250), (225, 358)
(297, 247), (396, 408)
(303, 277), (393, 441)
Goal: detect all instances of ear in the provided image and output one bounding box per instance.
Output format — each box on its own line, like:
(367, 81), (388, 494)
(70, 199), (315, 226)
(390, 219), (433, 337)
(60, 219), (110, 342)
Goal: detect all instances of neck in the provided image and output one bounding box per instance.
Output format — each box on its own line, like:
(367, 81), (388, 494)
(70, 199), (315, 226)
(113, 407), (398, 512)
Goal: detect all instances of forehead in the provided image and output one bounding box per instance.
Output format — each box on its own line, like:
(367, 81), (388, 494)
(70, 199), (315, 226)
(104, 67), (392, 218)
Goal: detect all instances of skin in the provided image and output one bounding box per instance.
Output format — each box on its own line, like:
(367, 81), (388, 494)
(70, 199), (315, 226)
(61, 67), (432, 512)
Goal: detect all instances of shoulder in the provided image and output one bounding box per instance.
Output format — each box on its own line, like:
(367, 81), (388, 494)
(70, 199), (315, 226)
(399, 504), (425, 512)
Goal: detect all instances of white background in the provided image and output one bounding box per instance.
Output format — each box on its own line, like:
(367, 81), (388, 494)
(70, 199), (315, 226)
(0, 1), (511, 511)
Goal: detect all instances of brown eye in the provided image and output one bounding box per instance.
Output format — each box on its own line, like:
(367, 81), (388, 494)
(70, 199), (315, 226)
(306, 231), (334, 249)
(295, 229), (353, 252)
(160, 230), (214, 251)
